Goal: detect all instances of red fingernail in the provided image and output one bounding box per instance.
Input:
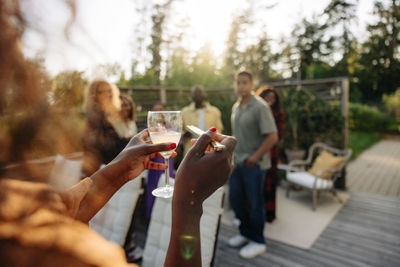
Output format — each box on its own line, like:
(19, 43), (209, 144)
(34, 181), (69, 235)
(169, 143), (176, 149)
(209, 127), (217, 132)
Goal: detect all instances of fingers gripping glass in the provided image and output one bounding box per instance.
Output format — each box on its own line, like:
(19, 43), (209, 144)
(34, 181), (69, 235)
(147, 111), (182, 198)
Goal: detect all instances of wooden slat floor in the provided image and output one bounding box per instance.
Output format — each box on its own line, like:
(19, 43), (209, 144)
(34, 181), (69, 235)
(132, 191), (400, 267)
(132, 139), (400, 266)
(213, 192), (400, 267)
(347, 140), (400, 197)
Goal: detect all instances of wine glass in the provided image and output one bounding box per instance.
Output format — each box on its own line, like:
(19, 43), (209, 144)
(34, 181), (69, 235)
(147, 111), (182, 198)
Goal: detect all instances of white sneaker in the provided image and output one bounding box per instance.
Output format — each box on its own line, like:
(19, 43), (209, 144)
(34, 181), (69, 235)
(228, 234), (248, 247)
(239, 241), (267, 259)
(232, 218), (241, 227)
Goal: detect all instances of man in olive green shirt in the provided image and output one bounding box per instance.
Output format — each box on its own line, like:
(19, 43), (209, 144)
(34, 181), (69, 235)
(228, 71), (278, 259)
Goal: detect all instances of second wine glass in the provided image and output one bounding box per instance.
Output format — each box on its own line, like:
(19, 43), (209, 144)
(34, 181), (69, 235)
(147, 110), (182, 198)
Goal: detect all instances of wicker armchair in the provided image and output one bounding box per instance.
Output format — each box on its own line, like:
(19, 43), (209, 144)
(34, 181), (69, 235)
(286, 142), (352, 211)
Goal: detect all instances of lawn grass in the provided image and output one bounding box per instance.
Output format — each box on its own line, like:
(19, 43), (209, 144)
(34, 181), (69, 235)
(349, 130), (382, 159)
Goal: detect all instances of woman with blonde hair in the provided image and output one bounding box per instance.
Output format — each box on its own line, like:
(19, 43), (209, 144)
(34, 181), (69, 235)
(83, 80), (121, 118)
(82, 80), (129, 175)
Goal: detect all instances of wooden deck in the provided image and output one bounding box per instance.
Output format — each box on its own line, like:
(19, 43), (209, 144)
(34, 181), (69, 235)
(212, 139), (400, 266)
(131, 139), (400, 266)
(131, 191), (400, 267)
(347, 140), (400, 197)
(213, 192), (400, 267)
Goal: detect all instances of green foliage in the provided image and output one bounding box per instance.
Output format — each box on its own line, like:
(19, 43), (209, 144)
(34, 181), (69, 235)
(305, 62), (335, 79)
(52, 71), (87, 108)
(280, 88), (313, 148)
(224, 13), (247, 80)
(280, 88), (345, 149)
(148, 5), (165, 86)
(323, 0), (358, 74)
(128, 69), (156, 87)
(349, 130), (381, 159)
(291, 17), (333, 79)
(349, 103), (398, 133)
(353, 1), (400, 101)
(383, 89), (400, 123)
(242, 31), (279, 83)
(207, 90), (236, 135)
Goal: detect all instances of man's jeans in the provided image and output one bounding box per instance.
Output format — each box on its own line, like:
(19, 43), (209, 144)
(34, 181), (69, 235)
(229, 164), (266, 244)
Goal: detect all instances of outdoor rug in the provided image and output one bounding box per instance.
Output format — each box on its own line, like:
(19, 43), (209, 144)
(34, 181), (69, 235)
(221, 187), (350, 250)
(264, 187), (350, 249)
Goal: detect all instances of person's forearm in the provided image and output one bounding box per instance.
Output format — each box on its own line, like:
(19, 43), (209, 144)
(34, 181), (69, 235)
(75, 162), (126, 223)
(252, 132), (278, 160)
(164, 199), (203, 267)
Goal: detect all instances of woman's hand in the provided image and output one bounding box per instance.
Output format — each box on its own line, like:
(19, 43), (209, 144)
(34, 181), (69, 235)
(174, 129), (237, 205)
(165, 129), (236, 267)
(75, 129), (176, 222)
(106, 129), (176, 185)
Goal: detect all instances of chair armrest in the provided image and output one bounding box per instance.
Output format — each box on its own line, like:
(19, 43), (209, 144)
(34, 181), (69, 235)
(289, 159), (308, 166)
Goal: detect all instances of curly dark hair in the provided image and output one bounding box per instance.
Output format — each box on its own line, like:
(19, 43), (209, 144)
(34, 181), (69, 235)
(0, 0), (76, 177)
(256, 86), (282, 113)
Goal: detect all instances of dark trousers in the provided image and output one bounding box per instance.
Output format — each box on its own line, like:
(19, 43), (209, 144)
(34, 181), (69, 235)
(229, 164), (266, 244)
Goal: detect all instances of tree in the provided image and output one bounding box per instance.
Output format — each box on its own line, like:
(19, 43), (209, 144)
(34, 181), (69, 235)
(190, 43), (227, 88)
(223, 14), (247, 80)
(323, 0), (359, 75)
(242, 30), (278, 83)
(291, 17), (333, 80)
(356, 0), (400, 101)
(147, 0), (174, 86)
(163, 14), (192, 87)
(163, 45), (191, 87)
(52, 70), (87, 108)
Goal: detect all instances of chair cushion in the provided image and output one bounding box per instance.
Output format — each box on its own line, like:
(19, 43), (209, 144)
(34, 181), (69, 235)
(308, 150), (344, 180)
(142, 177), (224, 267)
(287, 171), (333, 189)
(89, 173), (144, 246)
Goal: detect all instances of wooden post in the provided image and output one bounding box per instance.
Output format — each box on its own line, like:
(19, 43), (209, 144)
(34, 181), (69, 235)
(341, 78), (350, 149)
(336, 77), (350, 190)
(160, 88), (167, 105)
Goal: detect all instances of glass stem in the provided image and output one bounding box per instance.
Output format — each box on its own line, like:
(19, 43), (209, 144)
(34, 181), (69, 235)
(165, 157), (170, 188)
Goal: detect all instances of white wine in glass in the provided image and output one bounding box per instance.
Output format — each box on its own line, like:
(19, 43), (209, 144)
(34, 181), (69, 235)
(147, 111), (182, 198)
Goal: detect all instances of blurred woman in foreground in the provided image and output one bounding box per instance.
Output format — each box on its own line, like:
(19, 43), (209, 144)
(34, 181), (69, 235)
(0, 1), (236, 267)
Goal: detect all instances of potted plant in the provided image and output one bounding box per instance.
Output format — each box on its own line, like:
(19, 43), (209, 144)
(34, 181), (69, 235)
(280, 87), (345, 163)
(280, 87), (314, 162)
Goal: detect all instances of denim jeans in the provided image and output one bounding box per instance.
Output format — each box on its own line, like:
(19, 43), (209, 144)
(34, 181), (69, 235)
(229, 164), (266, 244)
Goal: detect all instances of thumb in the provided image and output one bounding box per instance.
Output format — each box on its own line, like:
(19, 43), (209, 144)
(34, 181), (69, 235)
(186, 127), (216, 159)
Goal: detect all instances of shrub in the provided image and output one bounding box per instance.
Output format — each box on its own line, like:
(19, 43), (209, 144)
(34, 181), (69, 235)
(280, 88), (345, 150)
(349, 103), (397, 133)
(383, 89), (400, 123)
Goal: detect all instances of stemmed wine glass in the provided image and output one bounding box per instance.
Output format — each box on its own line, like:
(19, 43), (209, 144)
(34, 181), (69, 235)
(147, 111), (182, 198)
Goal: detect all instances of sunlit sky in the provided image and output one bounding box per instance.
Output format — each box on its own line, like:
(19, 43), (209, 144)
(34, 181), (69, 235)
(21, 0), (376, 81)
